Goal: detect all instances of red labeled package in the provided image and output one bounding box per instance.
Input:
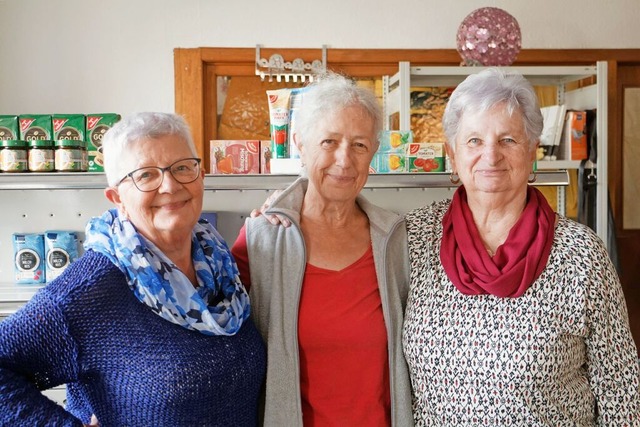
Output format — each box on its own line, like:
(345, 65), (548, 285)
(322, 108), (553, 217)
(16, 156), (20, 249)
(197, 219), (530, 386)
(259, 140), (271, 174)
(210, 140), (260, 174)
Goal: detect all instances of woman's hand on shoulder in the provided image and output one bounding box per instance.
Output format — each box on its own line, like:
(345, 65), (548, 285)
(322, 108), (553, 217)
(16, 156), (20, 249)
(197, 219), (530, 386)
(83, 414), (99, 426)
(250, 190), (291, 227)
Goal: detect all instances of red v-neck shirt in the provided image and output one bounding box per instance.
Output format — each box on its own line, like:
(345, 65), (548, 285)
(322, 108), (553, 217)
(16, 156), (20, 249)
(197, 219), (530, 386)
(233, 228), (390, 426)
(298, 247), (390, 426)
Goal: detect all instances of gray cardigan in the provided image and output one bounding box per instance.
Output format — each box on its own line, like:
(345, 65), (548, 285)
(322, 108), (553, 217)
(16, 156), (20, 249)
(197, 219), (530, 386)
(244, 177), (413, 426)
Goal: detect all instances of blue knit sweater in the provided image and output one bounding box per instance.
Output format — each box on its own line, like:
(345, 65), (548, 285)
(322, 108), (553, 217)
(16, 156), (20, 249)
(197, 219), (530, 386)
(0, 250), (266, 426)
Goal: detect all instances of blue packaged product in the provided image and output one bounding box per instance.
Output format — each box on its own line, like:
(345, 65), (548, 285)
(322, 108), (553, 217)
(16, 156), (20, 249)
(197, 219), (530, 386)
(288, 87), (308, 159)
(45, 231), (79, 281)
(200, 212), (218, 229)
(13, 233), (45, 284)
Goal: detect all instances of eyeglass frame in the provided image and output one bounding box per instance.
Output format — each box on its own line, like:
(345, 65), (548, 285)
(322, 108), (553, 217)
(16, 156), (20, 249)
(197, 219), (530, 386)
(116, 157), (202, 192)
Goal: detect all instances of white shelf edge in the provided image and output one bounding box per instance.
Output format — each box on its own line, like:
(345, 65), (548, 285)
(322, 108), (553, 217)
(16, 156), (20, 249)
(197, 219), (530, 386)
(399, 65), (597, 88)
(0, 171), (569, 191)
(537, 160), (582, 170)
(0, 282), (43, 306)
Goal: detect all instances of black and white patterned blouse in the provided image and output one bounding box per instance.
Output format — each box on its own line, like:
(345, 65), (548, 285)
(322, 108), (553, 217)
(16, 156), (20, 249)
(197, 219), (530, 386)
(403, 199), (640, 426)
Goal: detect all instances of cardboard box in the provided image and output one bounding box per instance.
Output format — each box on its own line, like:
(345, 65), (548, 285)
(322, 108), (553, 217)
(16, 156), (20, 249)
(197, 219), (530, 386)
(370, 152), (407, 173)
(406, 142), (445, 173)
(210, 140), (260, 174)
(379, 130), (412, 153)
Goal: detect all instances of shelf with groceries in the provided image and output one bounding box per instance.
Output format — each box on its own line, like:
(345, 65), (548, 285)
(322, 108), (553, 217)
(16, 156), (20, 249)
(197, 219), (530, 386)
(0, 170), (569, 191)
(382, 61), (608, 248)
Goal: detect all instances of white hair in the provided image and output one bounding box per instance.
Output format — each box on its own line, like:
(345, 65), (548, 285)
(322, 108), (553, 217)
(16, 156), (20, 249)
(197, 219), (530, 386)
(442, 68), (544, 151)
(102, 112), (196, 186)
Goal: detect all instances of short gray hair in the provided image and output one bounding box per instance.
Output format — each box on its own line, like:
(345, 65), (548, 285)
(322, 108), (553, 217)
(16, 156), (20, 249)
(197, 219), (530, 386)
(102, 112), (196, 186)
(442, 68), (543, 151)
(295, 72), (382, 149)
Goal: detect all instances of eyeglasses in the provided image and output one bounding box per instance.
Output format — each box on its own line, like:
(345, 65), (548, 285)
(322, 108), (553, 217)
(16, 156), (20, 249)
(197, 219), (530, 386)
(117, 157), (202, 192)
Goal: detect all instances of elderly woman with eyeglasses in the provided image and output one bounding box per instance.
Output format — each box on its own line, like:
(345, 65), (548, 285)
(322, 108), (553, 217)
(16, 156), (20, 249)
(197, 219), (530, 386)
(0, 112), (266, 426)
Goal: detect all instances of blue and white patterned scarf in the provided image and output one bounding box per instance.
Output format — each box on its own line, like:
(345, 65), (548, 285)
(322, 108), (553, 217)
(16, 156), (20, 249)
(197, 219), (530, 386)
(84, 208), (250, 336)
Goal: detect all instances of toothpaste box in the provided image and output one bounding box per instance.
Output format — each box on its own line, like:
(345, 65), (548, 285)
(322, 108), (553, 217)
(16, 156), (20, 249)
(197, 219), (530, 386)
(13, 233), (45, 284)
(210, 140), (260, 174)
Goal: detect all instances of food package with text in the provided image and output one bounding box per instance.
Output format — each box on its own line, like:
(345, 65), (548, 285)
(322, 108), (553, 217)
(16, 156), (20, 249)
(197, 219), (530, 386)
(406, 142), (445, 172)
(210, 140), (261, 174)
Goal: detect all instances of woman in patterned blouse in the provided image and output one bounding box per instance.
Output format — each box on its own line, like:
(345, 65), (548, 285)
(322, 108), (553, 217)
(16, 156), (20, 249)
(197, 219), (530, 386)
(402, 68), (639, 426)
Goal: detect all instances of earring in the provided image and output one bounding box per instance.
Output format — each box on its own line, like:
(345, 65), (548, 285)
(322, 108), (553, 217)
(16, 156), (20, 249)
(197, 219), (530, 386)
(528, 171), (537, 184)
(449, 171), (461, 185)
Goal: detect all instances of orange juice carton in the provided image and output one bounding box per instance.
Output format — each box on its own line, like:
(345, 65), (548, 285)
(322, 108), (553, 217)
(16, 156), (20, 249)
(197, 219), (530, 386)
(379, 130), (412, 153)
(370, 152), (407, 173)
(259, 140), (272, 174)
(407, 142), (445, 172)
(210, 140), (260, 174)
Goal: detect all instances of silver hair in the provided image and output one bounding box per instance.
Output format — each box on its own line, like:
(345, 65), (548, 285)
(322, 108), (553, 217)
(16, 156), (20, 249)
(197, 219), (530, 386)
(294, 73), (382, 177)
(102, 112), (197, 186)
(442, 68), (543, 151)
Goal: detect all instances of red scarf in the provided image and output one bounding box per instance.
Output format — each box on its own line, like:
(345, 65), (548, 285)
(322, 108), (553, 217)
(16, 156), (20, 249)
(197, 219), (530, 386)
(440, 186), (556, 298)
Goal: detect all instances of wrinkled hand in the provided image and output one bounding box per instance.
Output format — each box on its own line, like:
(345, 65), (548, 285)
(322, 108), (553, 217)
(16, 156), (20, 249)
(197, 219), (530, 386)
(83, 414), (99, 426)
(250, 190), (291, 227)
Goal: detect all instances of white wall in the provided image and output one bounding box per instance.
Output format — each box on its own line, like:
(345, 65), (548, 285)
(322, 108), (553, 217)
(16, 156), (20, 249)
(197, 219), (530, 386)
(0, 0), (638, 116)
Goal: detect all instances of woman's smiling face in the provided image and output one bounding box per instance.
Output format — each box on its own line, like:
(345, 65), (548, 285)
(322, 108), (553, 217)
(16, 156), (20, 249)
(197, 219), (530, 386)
(448, 102), (537, 198)
(106, 134), (204, 245)
(299, 104), (377, 204)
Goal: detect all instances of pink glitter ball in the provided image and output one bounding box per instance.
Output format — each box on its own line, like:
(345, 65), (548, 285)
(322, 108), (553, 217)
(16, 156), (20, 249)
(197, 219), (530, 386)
(456, 7), (521, 66)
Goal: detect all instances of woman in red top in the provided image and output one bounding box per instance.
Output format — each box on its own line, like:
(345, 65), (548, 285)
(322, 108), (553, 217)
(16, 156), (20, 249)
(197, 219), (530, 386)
(232, 73), (413, 426)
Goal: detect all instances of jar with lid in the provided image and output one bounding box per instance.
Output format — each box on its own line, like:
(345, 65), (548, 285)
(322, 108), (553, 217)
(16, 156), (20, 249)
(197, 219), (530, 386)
(0, 139), (28, 172)
(28, 139), (55, 172)
(55, 139), (87, 172)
